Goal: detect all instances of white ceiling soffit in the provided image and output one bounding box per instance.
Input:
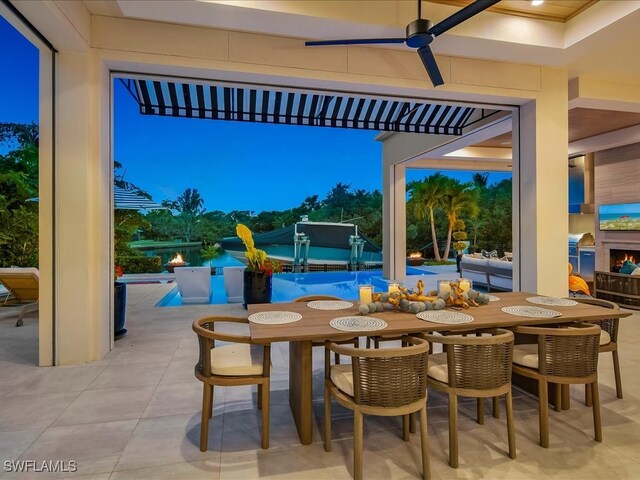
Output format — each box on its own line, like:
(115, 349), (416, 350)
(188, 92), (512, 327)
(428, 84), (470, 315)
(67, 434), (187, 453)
(114, 0), (640, 72)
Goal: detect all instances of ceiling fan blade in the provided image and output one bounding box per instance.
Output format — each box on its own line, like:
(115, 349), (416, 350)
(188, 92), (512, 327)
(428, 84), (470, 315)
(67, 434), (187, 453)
(418, 46), (444, 87)
(428, 0), (500, 37)
(305, 38), (406, 47)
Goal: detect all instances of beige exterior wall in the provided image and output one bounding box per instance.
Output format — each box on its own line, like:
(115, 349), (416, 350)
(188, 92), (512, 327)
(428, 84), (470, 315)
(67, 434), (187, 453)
(20, 5), (577, 363)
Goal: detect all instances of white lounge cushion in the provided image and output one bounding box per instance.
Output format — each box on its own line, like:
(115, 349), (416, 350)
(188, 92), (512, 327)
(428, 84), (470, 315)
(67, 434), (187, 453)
(330, 364), (354, 397)
(427, 352), (449, 384)
(209, 343), (263, 376)
(512, 344), (539, 369)
(223, 266), (245, 303)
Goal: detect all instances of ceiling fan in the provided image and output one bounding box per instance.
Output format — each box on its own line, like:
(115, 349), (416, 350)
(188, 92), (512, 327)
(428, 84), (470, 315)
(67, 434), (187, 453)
(305, 0), (500, 87)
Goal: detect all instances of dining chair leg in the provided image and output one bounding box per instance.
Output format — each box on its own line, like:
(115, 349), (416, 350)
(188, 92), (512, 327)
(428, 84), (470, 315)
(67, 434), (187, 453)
(261, 380), (270, 449)
(257, 384), (262, 410)
(374, 337), (380, 349)
(585, 383), (593, 407)
(506, 390), (516, 459)
(492, 396), (500, 418)
(354, 410), (364, 480)
(538, 379), (549, 448)
(612, 350), (623, 399)
(448, 392), (459, 468)
(209, 385), (214, 418)
(591, 381), (603, 442)
(419, 405), (430, 480)
(409, 412), (416, 434)
(200, 383), (213, 452)
(324, 384), (332, 452)
(334, 353), (341, 365)
(403, 415), (410, 441)
(476, 398), (484, 425)
(554, 383), (562, 412)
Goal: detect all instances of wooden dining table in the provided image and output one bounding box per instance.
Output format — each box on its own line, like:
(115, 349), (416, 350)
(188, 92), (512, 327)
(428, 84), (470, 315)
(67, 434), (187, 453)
(248, 291), (631, 445)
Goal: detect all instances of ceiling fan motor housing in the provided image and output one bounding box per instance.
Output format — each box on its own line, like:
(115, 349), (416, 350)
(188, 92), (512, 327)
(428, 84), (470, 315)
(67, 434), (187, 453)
(406, 18), (434, 48)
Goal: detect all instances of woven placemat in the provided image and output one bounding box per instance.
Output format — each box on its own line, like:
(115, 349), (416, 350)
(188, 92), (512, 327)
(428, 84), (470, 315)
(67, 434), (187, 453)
(307, 300), (353, 310)
(329, 316), (387, 332)
(526, 296), (578, 307)
(248, 311), (303, 324)
(416, 311), (474, 324)
(501, 306), (562, 318)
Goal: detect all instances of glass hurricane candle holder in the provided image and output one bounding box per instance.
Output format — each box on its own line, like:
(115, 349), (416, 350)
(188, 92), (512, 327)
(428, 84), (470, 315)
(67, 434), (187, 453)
(459, 278), (472, 293)
(388, 283), (400, 294)
(359, 285), (373, 305)
(438, 280), (454, 296)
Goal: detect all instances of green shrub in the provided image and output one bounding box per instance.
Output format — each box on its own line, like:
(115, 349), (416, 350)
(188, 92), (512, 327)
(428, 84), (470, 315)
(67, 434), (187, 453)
(117, 255), (162, 274)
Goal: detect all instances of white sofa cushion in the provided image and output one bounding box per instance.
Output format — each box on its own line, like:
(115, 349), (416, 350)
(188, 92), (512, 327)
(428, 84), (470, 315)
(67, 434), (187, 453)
(209, 343), (263, 376)
(461, 255), (489, 267)
(487, 258), (513, 272)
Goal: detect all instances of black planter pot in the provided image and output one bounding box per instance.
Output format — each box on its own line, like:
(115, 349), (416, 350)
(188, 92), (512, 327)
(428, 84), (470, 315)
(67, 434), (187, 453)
(243, 269), (272, 308)
(114, 281), (127, 339)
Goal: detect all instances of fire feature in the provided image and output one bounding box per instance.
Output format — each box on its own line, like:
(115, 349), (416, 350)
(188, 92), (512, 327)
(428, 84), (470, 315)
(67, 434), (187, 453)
(407, 252), (424, 266)
(609, 249), (640, 272)
(165, 253), (189, 273)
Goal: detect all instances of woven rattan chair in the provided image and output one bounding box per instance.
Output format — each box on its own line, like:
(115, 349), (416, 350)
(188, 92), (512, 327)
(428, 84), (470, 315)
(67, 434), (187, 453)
(324, 336), (430, 480)
(420, 329), (515, 468)
(192, 316), (271, 451)
(511, 322), (602, 448)
(574, 297), (622, 404)
(294, 295), (358, 363)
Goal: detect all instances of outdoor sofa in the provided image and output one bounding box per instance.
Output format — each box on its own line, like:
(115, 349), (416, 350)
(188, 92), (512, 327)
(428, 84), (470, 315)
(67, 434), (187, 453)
(459, 254), (513, 292)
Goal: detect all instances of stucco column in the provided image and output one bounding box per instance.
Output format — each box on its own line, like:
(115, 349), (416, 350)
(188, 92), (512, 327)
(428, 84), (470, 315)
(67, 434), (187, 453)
(516, 68), (569, 296)
(55, 51), (110, 364)
(382, 161), (406, 280)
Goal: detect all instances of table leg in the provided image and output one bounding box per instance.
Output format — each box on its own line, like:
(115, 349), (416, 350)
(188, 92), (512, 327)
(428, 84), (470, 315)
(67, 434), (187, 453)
(289, 340), (313, 445)
(561, 384), (571, 410)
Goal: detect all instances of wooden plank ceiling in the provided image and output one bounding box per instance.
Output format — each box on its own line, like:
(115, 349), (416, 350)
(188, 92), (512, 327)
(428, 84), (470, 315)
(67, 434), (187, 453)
(427, 0), (598, 23)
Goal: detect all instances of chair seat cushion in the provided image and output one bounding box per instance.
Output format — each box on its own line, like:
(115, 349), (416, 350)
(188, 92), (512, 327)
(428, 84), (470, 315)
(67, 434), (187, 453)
(427, 352), (449, 384)
(210, 343), (263, 376)
(512, 344), (539, 369)
(330, 364), (354, 397)
(600, 330), (611, 346)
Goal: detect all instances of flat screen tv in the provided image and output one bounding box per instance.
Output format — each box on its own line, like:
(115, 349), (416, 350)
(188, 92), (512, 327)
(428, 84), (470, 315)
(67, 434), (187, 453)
(599, 202), (640, 231)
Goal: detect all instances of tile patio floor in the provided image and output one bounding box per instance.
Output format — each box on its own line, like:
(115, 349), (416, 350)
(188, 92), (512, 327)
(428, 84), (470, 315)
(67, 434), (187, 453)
(1, 282), (639, 479)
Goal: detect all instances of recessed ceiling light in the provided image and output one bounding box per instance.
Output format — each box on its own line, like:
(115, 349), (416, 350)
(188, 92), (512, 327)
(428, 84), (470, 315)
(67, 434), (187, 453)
(531, 0), (544, 6)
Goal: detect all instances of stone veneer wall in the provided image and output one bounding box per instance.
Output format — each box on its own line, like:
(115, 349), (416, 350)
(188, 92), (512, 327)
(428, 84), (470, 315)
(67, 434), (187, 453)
(594, 142), (640, 271)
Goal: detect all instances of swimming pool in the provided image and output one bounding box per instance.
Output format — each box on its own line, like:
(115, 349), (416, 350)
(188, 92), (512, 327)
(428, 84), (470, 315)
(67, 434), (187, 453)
(156, 267), (434, 307)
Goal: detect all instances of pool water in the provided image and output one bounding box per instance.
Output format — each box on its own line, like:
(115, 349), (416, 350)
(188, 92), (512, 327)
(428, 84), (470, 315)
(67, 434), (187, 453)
(156, 267), (434, 307)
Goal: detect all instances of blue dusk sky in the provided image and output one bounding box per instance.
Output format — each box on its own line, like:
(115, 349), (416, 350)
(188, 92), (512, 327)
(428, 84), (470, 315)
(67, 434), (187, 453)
(2, 15), (510, 213)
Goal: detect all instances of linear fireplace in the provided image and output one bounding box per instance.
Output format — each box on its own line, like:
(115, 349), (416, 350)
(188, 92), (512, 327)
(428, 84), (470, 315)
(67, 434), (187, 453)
(610, 249), (640, 272)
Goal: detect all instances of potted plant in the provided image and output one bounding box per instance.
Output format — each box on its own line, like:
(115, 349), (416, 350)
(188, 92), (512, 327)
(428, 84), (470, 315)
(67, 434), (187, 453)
(114, 265), (127, 339)
(452, 219), (468, 274)
(236, 224), (281, 307)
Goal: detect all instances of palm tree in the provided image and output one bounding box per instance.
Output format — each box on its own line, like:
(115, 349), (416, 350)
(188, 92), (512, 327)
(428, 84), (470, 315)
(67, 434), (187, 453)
(408, 173), (448, 261)
(441, 182), (479, 260)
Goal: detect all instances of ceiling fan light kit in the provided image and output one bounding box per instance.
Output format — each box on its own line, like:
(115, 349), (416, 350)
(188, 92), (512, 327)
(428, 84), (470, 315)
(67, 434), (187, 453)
(305, 0), (500, 87)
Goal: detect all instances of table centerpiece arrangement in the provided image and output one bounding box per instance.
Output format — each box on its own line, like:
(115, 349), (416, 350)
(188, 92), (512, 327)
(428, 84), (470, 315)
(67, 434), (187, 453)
(357, 279), (491, 315)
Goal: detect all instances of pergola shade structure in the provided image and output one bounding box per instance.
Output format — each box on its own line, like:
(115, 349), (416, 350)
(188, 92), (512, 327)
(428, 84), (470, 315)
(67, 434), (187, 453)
(120, 78), (489, 136)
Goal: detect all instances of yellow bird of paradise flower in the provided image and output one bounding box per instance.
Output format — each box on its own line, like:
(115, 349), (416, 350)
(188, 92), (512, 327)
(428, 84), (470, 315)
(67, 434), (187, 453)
(568, 263), (590, 296)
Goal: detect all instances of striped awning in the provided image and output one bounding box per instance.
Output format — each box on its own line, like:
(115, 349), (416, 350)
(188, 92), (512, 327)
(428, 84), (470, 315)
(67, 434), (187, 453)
(114, 186), (165, 211)
(122, 79), (476, 136)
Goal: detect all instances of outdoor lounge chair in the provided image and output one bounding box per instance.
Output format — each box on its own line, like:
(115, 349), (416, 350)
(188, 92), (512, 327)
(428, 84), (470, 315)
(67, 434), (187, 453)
(175, 266), (211, 304)
(0, 267), (39, 327)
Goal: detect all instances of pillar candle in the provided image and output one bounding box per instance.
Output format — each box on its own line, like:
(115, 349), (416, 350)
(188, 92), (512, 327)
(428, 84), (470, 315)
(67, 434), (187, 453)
(388, 283), (400, 294)
(359, 286), (373, 305)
